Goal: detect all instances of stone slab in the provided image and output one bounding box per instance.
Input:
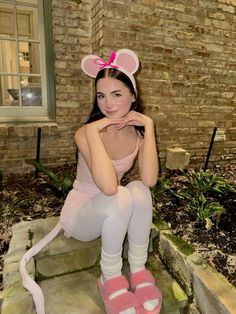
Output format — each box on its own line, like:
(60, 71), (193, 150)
(147, 254), (188, 314)
(187, 253), (236, 314)
(158, 231), (194, 296)
(40, 267), (104, 314)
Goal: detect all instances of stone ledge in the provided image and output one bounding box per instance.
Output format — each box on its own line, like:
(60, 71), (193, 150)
(154, 220), (236, 314)
(1, 217), (188, 314)
(2, 216), (235, 314)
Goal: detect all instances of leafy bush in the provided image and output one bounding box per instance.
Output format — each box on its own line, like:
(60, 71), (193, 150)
(174, 169), (235, 229)
(179, 169), (235, 196)
(151, 176), (172, 200)
(28, 160), (73, 197)
(151, 176), (173, 220)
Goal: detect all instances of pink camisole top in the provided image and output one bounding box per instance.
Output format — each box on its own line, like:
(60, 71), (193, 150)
(73, 137), (140, 195)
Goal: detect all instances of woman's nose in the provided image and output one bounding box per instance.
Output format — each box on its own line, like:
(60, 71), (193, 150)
(105, 97), (114, 109)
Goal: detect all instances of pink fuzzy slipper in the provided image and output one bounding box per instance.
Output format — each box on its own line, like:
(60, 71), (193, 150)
(98, 275), (139, 314)
(129, 270), (162, 314)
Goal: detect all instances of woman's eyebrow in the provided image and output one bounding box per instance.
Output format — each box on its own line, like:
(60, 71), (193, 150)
(96, 90), (122, 95)
(111, 90), (122, 94)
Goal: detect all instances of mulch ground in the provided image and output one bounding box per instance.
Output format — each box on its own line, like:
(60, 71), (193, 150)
(0, 162), (235, 291)
(154, 163), (236, 287)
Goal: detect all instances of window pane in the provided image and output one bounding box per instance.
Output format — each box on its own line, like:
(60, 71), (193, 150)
(19, 41), (40, 74)
(0, 40), (18, 73)
(0, 3), (16, 38)
(20, 76), (42, 106)
(19, 41), (29, 74)
(0, 75), (19, 106)
(17, 4), (39, 40)
(29, 42), (40, 74)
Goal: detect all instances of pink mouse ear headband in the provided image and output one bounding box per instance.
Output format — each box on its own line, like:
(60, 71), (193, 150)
(81, 49), (139, 90)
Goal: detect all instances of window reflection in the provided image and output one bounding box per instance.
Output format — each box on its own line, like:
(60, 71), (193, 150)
(0, 1), (41, 107)
(21, 76), (42, 106)
(0, 75), (18, 106)
(18, 41), (40, 75)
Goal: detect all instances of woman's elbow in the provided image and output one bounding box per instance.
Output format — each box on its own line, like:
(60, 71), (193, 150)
(101, 184), (118, 196)
(141, 176), (158, 188)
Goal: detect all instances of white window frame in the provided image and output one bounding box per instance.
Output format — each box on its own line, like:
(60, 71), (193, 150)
(0, 0), (55, 123)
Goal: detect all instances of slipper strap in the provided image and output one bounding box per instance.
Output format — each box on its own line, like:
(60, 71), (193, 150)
(101, 275), (129, 299)
(135, 285), (162, 305)
(130, 269), (155, 290)
(106, 291), (139, 314)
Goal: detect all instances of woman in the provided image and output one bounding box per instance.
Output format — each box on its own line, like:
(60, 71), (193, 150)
(20, 49), (162, 314)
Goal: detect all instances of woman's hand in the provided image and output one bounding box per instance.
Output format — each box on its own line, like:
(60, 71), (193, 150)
(86, 117), (123, 132)
(116, 111), (154, 130)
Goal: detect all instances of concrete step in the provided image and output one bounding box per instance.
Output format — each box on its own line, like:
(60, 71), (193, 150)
(1, 217), (188, 314)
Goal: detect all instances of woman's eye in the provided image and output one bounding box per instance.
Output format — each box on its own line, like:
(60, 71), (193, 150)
(114, 93), (121, 97)
(97, 95), (104, 100)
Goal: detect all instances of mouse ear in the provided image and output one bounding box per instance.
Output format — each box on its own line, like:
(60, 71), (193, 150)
(114, 49), (139, 74)
(81, 54), (101, 78)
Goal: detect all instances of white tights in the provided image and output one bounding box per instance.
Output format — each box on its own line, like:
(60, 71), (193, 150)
(20, 180), (154, 314)
(68, 180), (156, 313)
(69, 180), (153, 276)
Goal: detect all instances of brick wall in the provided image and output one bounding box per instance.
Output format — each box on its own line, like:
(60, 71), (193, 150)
(98, 0), (236, 167)
(0, 0), (236, 174)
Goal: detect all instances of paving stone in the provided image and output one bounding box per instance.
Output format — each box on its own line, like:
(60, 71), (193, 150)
(3, 258), (34, 289)
(39, 257), (187, 314)
(158, 231), (194, 296)
(147, 254), (188, 314)
(37, 247), (100, 278)
(0, 280), (36, 314)
(187, 253), (236, 314)
(35, 221), (101, 277)
(40, 267), (104, 314)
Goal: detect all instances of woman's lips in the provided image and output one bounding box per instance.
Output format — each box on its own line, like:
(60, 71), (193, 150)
(106, 110), (118, 114)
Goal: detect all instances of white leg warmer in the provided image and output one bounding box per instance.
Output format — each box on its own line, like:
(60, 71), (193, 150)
(128, 239), (149, 273)
(100, 247), (123, 280)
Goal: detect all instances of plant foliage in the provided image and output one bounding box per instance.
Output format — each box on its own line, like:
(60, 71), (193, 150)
(174, 169), (236, 229)
(28, 160), (73, 196)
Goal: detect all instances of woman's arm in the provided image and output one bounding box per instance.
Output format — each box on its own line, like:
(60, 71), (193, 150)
(138, 119), (158, 187)
(74, 118), (118, 195)
(117, 111), (158, 187)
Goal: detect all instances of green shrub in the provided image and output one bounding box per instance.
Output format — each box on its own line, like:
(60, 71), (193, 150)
(151, 176), (172, 200)
(151, 176), (172, 220)
(174, 169), (235, 229)
(28, 160), (73, 196)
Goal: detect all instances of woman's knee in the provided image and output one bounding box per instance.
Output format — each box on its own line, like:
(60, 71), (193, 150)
(126, 180), (151, 199)
(126, 180), (152, 212)
(112, 186), (133, 219)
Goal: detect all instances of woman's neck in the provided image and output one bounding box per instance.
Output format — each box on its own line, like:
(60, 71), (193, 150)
(105, 124), (134, 137)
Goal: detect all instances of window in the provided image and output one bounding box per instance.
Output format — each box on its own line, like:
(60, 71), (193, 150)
(0, 0), (55, 122)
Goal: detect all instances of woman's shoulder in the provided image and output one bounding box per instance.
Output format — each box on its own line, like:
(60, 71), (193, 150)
(75, 125), (86, 136)
(74, 125), (87, 149)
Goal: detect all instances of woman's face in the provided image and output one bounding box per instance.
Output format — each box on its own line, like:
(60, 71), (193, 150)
(96, 77), (135, 118)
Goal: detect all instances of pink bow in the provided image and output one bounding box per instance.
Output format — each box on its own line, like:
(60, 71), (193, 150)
(94, 52), (118, 69)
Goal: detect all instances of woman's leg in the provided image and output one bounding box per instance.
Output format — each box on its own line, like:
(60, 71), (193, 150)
(126, 180), (153, 246)
(62, 186), (137, 314)
(69, 186), (133, 253)
(126, 181), (161, 312)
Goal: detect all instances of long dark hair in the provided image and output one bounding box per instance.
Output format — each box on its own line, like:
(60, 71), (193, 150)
(85, 68), (144, 137)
